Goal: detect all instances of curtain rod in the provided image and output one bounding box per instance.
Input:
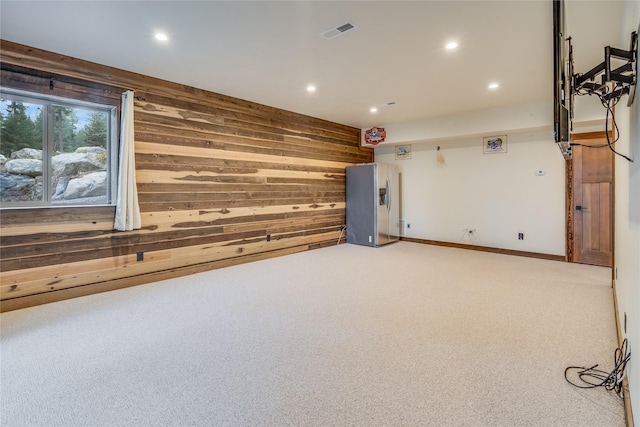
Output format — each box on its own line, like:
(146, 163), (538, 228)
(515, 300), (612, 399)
(2, 64), (140, 98)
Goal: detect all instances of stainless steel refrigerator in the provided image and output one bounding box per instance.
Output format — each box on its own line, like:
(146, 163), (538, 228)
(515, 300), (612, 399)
(346, 163), (400, 247)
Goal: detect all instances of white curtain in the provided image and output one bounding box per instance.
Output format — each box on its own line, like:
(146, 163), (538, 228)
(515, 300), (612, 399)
(113, 90), (141, 231)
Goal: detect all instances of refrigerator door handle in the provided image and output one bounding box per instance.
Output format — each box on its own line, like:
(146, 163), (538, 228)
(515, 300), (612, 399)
(386, 177), (391, 212)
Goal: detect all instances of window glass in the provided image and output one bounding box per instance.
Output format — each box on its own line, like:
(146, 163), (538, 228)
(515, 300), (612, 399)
(0, 89), (116, 207)
(0, 99), (44, 203)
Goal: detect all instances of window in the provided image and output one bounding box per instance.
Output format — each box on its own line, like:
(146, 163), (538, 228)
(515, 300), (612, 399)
(0, 88), (117, 207)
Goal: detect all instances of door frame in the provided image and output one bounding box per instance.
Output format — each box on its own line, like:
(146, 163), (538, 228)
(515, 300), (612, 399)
(565, 131), (615, 265)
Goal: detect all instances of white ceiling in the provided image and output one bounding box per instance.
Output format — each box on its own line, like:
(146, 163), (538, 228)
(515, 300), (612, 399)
(0, 1), (630, 129)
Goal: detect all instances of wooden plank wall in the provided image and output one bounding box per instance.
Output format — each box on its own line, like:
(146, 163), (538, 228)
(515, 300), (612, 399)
(0, 41), (372, 311)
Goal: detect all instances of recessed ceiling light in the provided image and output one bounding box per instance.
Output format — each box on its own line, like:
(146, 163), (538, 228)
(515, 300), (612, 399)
(370, 107), (378, 113)
(306, 85), (316, 93)
(445, 42), (458, 50)
(488, 82), (499, 89)
(154, 33), (168, 42)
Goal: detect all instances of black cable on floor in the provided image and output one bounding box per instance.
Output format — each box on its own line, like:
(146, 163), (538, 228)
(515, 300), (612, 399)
(564, 338), (630, 397)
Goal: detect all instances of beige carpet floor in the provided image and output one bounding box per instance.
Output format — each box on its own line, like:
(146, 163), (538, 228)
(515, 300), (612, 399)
(0, 241), (625, 426)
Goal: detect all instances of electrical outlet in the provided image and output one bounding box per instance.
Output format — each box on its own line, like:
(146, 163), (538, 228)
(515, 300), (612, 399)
(518, 233), (524, 240)
(136, 252), (144, 261)
(407, 224), (410, 229)
(266, 234), (271, 242)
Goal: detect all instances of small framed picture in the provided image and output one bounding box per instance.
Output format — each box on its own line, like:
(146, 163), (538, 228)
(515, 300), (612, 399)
(395, 145), (412, 160)
(483, 135), (507, 154)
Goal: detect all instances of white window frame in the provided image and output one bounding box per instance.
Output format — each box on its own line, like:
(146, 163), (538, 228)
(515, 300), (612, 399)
(0, 87), (118, 208)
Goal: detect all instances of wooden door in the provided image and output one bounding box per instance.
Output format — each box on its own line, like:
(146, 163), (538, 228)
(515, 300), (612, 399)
(571, 133), (614, 267)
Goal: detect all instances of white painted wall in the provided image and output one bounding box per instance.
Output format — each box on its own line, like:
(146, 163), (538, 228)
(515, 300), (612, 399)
(375, 129), (566, 255)
(614, 4), (640, 420)
(365, 89), (608, 258)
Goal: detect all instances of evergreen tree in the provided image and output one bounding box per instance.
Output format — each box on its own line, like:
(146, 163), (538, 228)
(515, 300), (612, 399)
(52, 105), (78, 153)
(0, 100), (42, 157)
(76, 111), (107, 148)
(33, 108), (43, 136)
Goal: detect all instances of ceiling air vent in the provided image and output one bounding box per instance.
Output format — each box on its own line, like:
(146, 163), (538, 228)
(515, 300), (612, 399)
(321, 21), (357, 40)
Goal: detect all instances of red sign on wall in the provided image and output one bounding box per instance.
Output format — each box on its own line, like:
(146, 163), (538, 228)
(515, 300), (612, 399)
(364, 127), (386, 145)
